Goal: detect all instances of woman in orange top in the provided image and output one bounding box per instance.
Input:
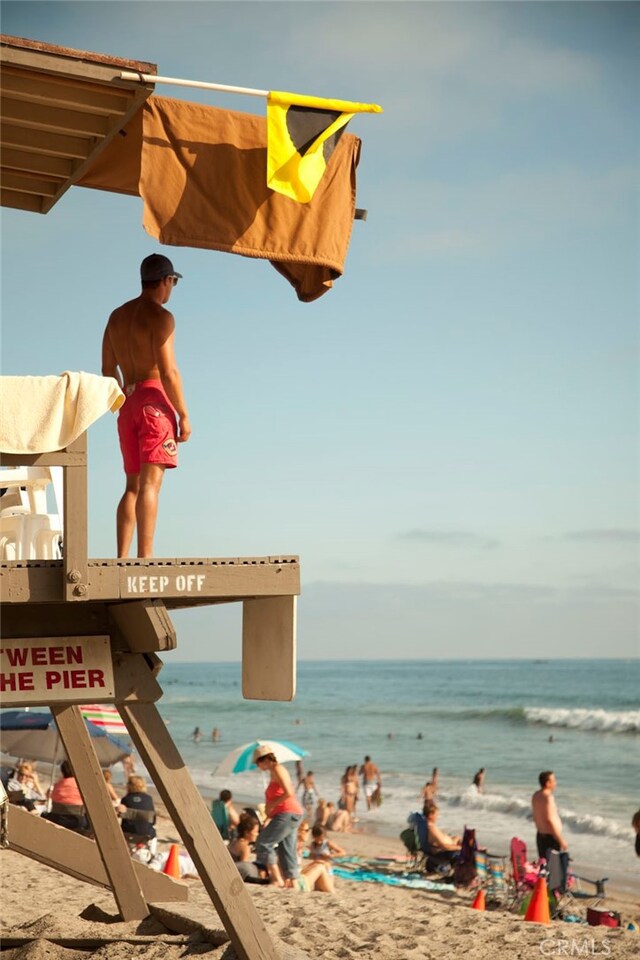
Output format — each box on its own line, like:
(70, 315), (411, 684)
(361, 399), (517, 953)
(253, 745), (304, 887)
(42, 760), (88, 832)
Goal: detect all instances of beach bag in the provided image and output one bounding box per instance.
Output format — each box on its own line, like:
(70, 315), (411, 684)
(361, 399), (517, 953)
(453, 827), (478, 887)
(587, 908), (620, 928)
(400, 827), (417, 855)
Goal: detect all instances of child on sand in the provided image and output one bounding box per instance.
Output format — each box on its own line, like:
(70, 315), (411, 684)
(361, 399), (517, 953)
(309, 823), (346, 868)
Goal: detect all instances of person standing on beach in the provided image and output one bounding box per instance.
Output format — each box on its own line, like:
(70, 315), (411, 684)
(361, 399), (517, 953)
(472, 768), (485, 793)
(421, 767), (439, 803)
(531, 770), (568, 859)
(298, 771), (318, 820)
(253, 746), (304, 887)
(359, 756), (382, 811)
(102, 253), (191, 558)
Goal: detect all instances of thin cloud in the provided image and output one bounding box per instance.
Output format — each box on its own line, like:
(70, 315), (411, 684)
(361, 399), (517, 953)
(561, 529), (640, 544)
(397, 530), (500, 550)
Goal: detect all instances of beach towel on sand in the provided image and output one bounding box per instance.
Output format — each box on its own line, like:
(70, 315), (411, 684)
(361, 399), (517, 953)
(332, 865), (454, 892)
(0, 372), (124, 453)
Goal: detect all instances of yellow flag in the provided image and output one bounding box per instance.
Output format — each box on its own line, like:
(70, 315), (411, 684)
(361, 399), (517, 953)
(267, 91), (382, 203)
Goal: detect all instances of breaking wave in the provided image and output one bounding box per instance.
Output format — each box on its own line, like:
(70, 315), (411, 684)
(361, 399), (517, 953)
(523, 707), (640, 734)
(446, 787), (633, 843)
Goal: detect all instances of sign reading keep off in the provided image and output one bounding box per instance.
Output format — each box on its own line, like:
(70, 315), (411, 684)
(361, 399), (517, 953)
(0, 636), (114, 706)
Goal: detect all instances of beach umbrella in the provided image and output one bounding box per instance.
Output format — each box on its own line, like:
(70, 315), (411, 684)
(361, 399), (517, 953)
(80, 704), (129, 737)
(0, 709), (131, 768)
(214, 739), (309, 776)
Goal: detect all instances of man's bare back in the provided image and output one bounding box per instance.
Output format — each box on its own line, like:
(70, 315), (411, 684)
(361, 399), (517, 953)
(103, 295), (190, 438)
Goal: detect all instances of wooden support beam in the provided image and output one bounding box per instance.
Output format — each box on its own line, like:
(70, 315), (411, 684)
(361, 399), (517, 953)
(7, 804), (188, 902)
(0, 95), (109, 137)
(1, 68), (131, 114)
(2, 145), (76, 178)
(120, 701), (280, 960)
(51, 703), (149, 921)
(0, 448), (88, 466)
(63, 433), (88, 602)
(1, 121), (93, 159)
(242, 596), (297, 701)
(0, 170), (60, 196)
(108, 600), (177, 652)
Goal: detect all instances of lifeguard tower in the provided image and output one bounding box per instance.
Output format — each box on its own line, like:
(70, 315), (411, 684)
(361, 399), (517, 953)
(0, 34), (374, 960)
(0, 389), (299, 960)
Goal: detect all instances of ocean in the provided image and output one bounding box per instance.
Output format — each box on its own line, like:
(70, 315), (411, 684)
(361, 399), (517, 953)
(147, 659), (638, 893)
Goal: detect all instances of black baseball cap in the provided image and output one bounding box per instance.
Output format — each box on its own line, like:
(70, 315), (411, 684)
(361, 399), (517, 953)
(140, 253), (183, 283)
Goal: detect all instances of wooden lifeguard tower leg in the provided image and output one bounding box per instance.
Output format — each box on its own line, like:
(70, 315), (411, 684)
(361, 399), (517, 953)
(120, 699), (280, 960)
(51, 703), (149, 921)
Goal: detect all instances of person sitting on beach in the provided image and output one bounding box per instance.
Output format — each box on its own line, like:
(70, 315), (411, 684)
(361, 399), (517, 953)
(314, 797), (330, 826)
(41, 760), (89, 832)
(315, 798), (350, 832)
(293, 822), (335, 892)
(211, 788), (240, 841)
(325, 802), (352, 833)
(422, 800), (461, 867)
(6, 761), (46, 813)
(309, 824), (345, 868)
(102, 769), (120, 805)
(227, 812), (268, 883)
(118, 775), (157, 855)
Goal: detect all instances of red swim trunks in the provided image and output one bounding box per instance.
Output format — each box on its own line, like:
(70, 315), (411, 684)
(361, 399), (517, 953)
(117, 380), (178, 474)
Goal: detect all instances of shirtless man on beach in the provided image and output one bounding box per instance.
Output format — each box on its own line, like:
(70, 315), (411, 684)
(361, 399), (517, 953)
(531, 770), (568, 859)
(102, 254), (191, 558)
(359, 756), (381, 811)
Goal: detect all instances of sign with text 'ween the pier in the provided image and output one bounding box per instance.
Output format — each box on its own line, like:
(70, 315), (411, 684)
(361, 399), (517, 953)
(0, 636), (114, 705)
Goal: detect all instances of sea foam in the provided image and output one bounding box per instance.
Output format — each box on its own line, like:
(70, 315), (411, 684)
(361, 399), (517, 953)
(523, 707), (640, 734)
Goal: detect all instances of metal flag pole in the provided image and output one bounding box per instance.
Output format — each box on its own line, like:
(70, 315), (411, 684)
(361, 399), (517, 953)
(119, 71), (268, 98)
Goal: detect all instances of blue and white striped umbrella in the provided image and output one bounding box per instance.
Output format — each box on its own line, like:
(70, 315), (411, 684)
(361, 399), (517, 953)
(214, 739), (309, 776)
(0, 709), (131, 767)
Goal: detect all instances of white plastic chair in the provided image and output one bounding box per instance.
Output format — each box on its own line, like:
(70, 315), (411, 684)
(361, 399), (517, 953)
(0, 467), (63, 560)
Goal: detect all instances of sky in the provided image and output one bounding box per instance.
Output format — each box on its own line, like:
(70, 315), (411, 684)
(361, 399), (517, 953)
(1, 1), (638, 661)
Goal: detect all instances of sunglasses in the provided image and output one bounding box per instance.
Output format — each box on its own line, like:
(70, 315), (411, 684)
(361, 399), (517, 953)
(165, 275), (179, 286)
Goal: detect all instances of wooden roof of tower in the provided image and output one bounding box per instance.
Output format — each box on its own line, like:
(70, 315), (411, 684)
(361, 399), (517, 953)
(0, 34), (156, 213)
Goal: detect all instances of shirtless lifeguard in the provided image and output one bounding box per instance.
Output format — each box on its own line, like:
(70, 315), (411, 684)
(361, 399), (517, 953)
(531, 770), (568, 859)
(102, 253), (191, 558)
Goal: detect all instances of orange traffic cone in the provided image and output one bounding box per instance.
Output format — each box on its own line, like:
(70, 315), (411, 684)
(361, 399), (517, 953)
(471, 889), (486, 911)
(524, 877), (551, 924)
(163, 843), (181, 878)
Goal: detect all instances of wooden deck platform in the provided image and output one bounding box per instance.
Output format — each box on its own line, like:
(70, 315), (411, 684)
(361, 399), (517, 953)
(0, 555), (300, 605)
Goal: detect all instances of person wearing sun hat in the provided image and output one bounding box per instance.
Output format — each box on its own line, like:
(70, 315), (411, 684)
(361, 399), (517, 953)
(253, 744), (304, 887)
(102, 253), (191, 558)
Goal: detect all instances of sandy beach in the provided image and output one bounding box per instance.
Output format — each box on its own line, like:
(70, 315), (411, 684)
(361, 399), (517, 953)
(1, 794), (638, 960)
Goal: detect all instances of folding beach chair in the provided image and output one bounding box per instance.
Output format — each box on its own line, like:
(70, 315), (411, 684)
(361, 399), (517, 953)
(484, 852), (510, 906)
(402, 813), (458, 878)
(0, 466), (63, 560)
(508, 837), (540, 911)
(211, 798), (231, 841)
(400, 824), (425, 872)
(545, 849), (608, 920)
